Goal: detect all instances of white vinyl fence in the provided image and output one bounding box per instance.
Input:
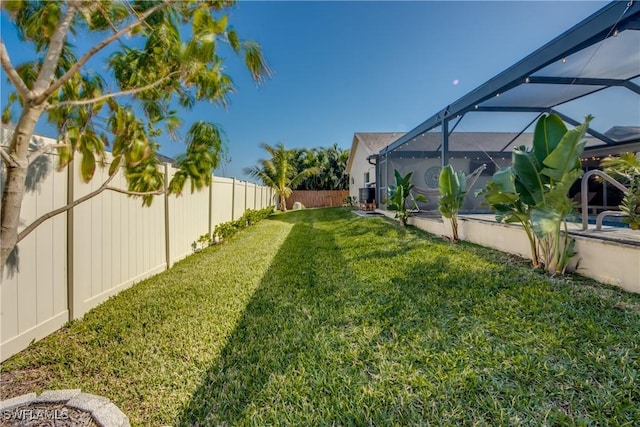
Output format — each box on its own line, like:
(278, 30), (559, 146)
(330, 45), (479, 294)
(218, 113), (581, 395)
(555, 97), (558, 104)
(1, 131), (274, 362)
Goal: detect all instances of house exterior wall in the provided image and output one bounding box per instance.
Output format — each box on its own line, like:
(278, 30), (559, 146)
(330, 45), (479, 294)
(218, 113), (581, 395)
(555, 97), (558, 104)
(381, 156), (511, 211)
(348, 142), (377, 203)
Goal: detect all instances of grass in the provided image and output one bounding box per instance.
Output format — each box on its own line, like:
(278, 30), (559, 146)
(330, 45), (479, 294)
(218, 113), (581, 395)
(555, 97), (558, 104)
(1, 207), (639, 425)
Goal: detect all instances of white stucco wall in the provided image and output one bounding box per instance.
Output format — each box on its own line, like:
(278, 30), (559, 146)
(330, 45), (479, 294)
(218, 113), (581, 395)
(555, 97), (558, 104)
(398, 212), (640, 294)
(347, 142), (376, 203)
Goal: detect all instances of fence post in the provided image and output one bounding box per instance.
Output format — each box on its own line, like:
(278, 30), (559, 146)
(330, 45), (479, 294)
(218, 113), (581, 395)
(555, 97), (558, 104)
(231, 177), (236, 220)
(208, 173), (214, 239)
(244, 181), (248, 213)
(254, 183), (257, 209)
(66, 160), (75, 320)
(164, 163), (171, 270)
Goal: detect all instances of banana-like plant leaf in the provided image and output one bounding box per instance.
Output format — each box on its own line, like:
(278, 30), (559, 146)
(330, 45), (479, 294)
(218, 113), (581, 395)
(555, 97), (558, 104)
(512, 147), (545, 206)
(438, 165), (467, 231)
(541, 117), (591, 182)
(532, 114), (567, 166)
(531, 207), (562, 238)
(491, 167), (517, 193)
(438, 165), (460, 195)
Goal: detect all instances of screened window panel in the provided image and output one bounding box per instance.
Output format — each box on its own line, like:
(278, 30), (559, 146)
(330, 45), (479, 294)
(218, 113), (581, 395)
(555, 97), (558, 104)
(532, 29), (640, 80)
(480, 83), (604, 109)
(555, 86), (640, 135)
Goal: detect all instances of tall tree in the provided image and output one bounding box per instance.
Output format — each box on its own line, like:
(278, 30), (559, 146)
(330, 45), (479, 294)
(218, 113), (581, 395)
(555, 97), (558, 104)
(294, 143), (349, 190)
(244, 142), (318, 211)
(0, 0), (270, 267)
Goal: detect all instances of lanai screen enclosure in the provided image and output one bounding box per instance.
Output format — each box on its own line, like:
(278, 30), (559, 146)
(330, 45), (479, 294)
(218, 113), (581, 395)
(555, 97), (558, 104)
(373, 1), (640, 212)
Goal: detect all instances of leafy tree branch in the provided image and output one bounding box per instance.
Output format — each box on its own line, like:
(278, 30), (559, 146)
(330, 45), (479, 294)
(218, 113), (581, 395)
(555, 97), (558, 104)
(37, 1), (170, 102)
(0, 1), (271, 267)
(44, 71), (180, 110)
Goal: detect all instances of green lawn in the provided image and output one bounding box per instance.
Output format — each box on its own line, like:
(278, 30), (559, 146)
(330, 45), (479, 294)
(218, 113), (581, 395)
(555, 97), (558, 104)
(2, 207), (639, 426)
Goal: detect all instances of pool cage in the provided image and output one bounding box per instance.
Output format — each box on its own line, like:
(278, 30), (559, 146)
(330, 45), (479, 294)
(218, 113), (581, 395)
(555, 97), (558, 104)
(374, 1), (640, 214)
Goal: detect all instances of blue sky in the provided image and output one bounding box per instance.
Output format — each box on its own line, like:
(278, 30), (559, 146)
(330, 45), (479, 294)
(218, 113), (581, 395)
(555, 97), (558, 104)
(1, 1), (612, 181)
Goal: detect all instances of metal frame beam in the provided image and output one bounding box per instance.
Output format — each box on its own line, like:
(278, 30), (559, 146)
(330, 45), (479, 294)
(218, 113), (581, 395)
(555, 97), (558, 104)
(473, 106), (549, 113)
(549, 109), (617, 145)
(525, 76), (632, 86)
(623, 80), (640, 95)
(441, 119), (449, 167)
(385, 150), (512, 159)
(498, 113), (543, 152)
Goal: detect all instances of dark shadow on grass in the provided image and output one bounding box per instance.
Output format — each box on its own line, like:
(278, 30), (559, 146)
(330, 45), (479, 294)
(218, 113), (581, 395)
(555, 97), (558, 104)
(176, 208), (360, 424)
(176, 208), (443, 425)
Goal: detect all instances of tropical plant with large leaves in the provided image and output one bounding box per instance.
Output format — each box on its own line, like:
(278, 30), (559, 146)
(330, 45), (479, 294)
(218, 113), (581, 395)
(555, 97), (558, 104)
(383, 169), (427, 227)
(438, 165), (467, 243)
(477, 113), (592, 274)
(0, 0), (271, 267)
(600, 152), (640, 230)
(244, 143), (319, 211)
(438, 163), (486, 243)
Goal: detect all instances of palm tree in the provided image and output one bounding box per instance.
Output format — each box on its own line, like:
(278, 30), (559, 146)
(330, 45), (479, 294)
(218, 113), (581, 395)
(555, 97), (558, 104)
(244, 143), (319, 211)
(292, 144), (350, 190)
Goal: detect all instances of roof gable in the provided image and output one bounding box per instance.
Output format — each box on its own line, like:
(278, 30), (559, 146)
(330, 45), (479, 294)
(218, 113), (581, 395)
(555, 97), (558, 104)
(346, 132), (406, 174)
(355, 132), (406, 154)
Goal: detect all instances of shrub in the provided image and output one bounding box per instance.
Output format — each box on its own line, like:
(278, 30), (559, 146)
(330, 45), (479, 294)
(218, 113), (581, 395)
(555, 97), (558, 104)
(383, 170), (426, 226)
(211, 206), (275, 244)
(600, 152), (640, 230)
(477, 114), (591, 274)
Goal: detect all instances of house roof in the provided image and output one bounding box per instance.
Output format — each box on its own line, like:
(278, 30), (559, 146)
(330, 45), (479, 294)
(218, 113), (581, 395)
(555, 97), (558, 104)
(346, 132), (405, 173)
(381, 1), (640, 158)
(605, 126), (640, 143)
(355, 132), (406, 154)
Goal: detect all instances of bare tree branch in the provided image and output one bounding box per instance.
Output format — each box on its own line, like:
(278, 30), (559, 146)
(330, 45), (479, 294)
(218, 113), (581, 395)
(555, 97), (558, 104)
(123, 0), (153, 33)
(106, 186), (165, 196)
(17, 171), (117, 243)
(0, 146), (18, 167)
(27, 143), (67, 163)
(33, 4), (79, 95)
(0, 39), (32, 100)
(17, 170), (166, 243)
(96, 2), (128, 49)
(37, 1), (171, 103)
(44, 71), (180, 110)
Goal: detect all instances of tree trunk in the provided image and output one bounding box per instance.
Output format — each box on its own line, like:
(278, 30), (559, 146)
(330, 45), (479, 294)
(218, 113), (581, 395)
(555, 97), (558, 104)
(1, 105), (44, 267)
(451, 216), (459, 243)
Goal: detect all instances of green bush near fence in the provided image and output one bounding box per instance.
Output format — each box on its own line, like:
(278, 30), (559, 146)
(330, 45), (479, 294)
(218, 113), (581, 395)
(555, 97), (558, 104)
(193, 207), (275, 251)
(209, 206), (275, 244)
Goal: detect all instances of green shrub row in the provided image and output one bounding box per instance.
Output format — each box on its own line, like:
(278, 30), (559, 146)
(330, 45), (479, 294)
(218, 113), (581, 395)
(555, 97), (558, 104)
(192, 206), (275, 251)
